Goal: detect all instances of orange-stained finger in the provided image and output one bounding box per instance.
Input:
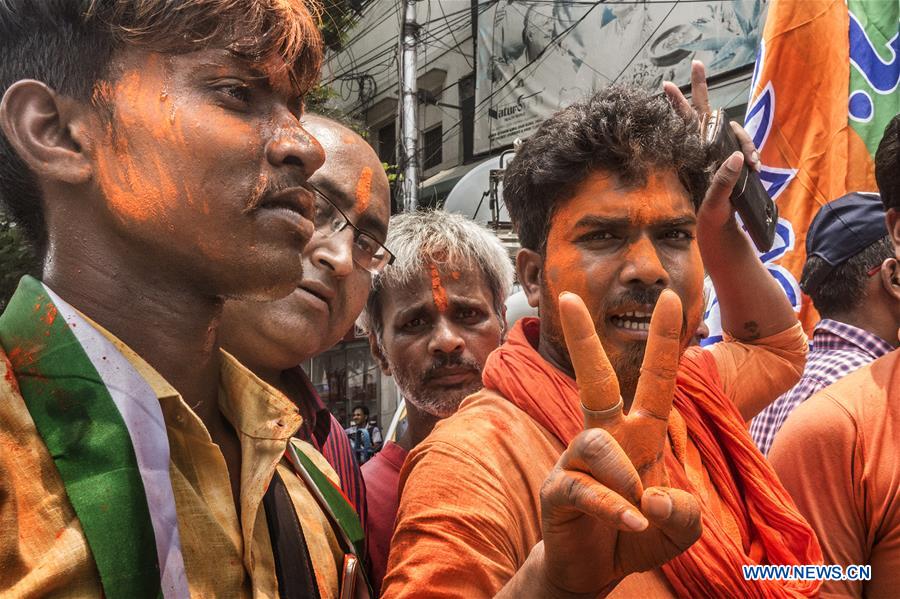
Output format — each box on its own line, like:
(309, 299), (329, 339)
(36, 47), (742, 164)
(631, 289), (683, 423)
(543, 471), (648, 533)
(690, 60), (710, 116)
(640, 487), (702, 552)
(663, 81), (692, 120)
(558, 292), (622, 425)
(559, 428), (644, 506)
(544, 430), (649, 532)
(729, 121), (760, 172)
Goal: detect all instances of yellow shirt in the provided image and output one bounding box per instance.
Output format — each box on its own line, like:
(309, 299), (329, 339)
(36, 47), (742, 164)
(0, 322), (342, 598)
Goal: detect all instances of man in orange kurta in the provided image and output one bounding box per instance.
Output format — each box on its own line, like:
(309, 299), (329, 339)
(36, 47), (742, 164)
(382, 68), (822, 598)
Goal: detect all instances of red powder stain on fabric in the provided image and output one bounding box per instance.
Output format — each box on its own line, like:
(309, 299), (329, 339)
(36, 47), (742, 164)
(7, 347), (37, 370)
(355, 167), (373, 212)
(450, 271), (461, 280)
(41, 304), (57, 326)
(429, 263), (449, 313)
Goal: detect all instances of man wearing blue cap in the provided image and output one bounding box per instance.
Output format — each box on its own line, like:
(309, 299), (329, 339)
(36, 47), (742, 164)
(750, 191), (899, 455)
(770, 114), (900, 597)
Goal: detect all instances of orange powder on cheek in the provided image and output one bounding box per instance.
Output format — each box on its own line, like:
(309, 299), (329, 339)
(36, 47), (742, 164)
(355, 166), (373, 212)
(429, 263), (449, 313)
(544, 204), (589, 300)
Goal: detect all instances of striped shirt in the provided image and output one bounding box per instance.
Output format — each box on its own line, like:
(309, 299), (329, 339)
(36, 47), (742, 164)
(750, 319), (894, 455)
(284, 367), (368, 527)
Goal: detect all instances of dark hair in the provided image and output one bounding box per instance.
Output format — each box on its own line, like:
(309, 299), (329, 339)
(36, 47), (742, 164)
(800, 236), (894, 318)
(0, 0), (323, 256)
(503, 85), (710, 251)
(353, 405), (370, 417)
(875, 114), (899, 211)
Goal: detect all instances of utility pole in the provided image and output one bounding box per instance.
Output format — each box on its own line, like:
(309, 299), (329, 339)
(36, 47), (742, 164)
(399, 0), (419, 212)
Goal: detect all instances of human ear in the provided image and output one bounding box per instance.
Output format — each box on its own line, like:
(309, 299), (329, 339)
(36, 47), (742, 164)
(516, 248), (543, 309)
(887, 210), (900, 259)
(368, 333), (391, 376)
(0, 80), (93, 185)
(881, 257), (900, 302)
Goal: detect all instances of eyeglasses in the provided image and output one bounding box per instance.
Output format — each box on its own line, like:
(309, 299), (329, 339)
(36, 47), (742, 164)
(867, 263), (883, 277)
(307, 183), (395, 275)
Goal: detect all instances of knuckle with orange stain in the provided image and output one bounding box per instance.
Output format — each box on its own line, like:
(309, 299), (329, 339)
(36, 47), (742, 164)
(640, 363), (679, 381)
(577, 428), (616, 468)
(540, 467), (565, 506)
(633, 452), (664, 479)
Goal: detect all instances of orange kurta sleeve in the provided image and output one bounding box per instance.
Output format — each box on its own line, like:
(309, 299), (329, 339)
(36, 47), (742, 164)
(705, 322), (808, 420)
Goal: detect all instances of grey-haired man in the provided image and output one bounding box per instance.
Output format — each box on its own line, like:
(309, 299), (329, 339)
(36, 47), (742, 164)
(357, 210), (514, 594)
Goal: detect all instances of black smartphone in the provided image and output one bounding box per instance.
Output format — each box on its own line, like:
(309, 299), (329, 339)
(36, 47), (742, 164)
(701, 108), (778, 252)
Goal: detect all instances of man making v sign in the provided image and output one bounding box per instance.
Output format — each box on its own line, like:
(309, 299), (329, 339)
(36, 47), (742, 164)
(382, 63), (822, 598)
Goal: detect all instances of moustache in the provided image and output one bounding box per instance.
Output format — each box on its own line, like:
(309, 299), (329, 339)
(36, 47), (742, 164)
(423, 353), (481, 381)
(605, 287), (663, 313)
(244, 176), (309, 213)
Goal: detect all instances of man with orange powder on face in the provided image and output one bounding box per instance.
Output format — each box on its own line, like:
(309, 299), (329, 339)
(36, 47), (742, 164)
(220, 114), (395, 526)
(0, 2), (358, 597)
(382, 65), (822, 598)
(356, 210), (514, 593)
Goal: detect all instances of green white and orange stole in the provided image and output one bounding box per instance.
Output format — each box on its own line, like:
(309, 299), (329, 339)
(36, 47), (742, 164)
(286, 443), (367, 561)
(1, 276), (370, 599)
(0, 276), (190, 599)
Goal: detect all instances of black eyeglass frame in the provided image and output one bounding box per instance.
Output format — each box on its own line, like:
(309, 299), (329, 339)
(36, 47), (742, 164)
(306, 182), (395, 274)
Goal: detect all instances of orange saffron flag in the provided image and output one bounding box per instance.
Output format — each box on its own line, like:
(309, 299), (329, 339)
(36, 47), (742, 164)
(703, 0), (899, 341)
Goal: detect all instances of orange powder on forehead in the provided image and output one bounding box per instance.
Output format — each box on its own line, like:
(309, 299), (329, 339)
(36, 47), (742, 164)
(429, 262), (449, 313)
(355, 166), (373, 212)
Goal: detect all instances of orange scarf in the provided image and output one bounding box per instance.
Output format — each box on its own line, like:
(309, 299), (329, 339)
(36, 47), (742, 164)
(482, 318), (822, 598)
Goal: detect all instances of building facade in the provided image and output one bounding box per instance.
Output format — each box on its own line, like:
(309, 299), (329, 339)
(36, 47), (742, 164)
(308, 0), (766, 430)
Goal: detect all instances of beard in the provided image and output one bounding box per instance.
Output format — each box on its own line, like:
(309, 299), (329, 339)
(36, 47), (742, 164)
(388, 352), (484, 418)
(541, 284), (685, 401)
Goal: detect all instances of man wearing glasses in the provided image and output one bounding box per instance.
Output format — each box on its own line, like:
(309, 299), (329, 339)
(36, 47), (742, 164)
(220, 114), (393, 525)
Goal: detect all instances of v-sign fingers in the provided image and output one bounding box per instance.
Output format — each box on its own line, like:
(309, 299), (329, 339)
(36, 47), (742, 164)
(631, 290), (682, 426)
(559, 292), (624, 430)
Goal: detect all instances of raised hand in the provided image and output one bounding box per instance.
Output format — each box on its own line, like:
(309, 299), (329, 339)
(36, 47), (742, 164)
(663, 60), (760, 176)
(663, 60), (711, 122)
(535, 290), (701, 596)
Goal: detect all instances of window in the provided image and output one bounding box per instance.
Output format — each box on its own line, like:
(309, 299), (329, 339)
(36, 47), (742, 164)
(423, 124), (443, 170)
(377, 120), (396, 165)
(305, 341), (382, 428)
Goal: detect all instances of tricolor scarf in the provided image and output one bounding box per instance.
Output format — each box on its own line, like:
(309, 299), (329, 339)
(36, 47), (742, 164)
(482, 318), (822, 598)
(0, 276), (189, 599)
(0, 277), (368, 598)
